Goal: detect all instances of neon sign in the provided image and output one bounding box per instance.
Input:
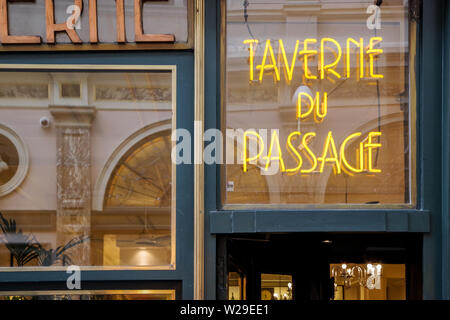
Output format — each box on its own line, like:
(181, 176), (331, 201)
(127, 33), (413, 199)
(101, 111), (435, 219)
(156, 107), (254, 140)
(242, 37), (384, 175)
(244, 37), (384, 83)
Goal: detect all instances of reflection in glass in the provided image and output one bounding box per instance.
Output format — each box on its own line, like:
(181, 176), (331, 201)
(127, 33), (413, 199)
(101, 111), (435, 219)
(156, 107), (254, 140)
(98, 132), (172, 267)
(228, 271), (246, 300)
(60, 83), (81, 98)
(224, 0), (413, 206)
(0, 70), (174, 268)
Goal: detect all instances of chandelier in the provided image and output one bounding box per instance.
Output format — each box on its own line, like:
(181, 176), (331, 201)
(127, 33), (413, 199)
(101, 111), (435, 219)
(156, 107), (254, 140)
(331, 263), (383, 290)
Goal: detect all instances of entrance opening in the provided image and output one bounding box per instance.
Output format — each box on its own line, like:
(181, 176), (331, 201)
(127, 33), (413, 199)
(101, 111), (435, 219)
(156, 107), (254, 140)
(218, 233), (422, 301)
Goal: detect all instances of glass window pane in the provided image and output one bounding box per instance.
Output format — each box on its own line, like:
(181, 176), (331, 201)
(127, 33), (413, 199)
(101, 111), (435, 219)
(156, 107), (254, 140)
(223, 0), (414, 206)
(0, 69), (175, 269)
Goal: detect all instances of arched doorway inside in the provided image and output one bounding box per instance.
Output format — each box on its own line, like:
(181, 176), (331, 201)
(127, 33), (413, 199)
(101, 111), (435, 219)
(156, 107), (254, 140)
(91, 130), (174, 267)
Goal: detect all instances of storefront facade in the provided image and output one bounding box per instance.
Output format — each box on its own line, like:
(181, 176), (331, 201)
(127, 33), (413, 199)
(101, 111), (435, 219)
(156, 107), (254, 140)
(0, 0), (448, 300)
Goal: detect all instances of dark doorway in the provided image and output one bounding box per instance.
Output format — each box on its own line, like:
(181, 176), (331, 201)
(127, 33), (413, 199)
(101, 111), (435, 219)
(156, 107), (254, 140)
(217, 233), (422, 301)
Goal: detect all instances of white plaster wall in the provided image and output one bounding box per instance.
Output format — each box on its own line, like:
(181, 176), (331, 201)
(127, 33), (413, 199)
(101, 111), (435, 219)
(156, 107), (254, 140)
(0, 108), (172, 211)
(90, 109), (172, 201)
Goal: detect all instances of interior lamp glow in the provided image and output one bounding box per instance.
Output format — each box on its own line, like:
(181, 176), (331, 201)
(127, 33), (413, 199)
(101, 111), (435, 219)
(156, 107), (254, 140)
(291, 85), (313, 106)
(0, 156), (8, 173)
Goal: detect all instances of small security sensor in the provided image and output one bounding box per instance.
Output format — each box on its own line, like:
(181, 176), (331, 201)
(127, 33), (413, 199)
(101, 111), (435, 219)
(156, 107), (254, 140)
(40, 117), (51, 128)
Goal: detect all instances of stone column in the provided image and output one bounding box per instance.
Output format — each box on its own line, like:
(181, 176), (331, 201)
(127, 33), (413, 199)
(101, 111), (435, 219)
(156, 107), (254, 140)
(49, 106), (96, 266)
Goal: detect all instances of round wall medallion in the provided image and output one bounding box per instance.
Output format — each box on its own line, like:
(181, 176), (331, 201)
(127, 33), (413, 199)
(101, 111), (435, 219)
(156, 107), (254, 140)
(0, 124), (29, 197)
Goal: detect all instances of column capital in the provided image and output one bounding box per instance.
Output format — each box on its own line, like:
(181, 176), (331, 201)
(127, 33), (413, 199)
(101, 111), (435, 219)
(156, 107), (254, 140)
(49, 105), (96, 128)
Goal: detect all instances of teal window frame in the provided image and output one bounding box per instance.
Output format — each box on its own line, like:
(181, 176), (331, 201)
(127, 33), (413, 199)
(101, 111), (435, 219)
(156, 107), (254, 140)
(0, 52), (195, 299)
(204, 0), (449, 300)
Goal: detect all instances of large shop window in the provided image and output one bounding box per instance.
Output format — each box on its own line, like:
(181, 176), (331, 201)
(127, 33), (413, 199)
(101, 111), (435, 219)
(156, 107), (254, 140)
(223, 0), (416, 207)
(0, 68), (176, 269)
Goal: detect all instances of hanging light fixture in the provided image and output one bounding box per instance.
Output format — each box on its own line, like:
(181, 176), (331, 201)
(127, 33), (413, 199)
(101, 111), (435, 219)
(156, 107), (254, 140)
(291, 85), (313, 106)
(331, 263), (383, 290)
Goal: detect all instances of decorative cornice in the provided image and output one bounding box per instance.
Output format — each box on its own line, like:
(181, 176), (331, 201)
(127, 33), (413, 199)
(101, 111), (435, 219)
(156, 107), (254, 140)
(49, 105), (96, 128)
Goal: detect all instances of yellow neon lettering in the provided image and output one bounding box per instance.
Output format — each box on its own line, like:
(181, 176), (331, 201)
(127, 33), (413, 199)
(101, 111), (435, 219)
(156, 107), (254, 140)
(243, 131), (264, 173)
(297, 92), (327, 122)
(364, 131), (382, 173)
(346, 38), (364, 79)
(300, 132), (317, 173)
(299, 38), (318, 80)
(263, 131), (286, 172)
(243, 39), (259, 81)
(257, 39), (280, 82)
(315, 92), (328, 120)
(363, 141), (369, 172)
(297, 92), (315, 119)
(339, 132), (363, 173)
(286, 131), (303, 173)
(320, 38), (342, 80)
(367, 37), (384, 79)
(279, 39), (299, 83)
(318, 131), (341, 174)
(358, 142), (365, 172)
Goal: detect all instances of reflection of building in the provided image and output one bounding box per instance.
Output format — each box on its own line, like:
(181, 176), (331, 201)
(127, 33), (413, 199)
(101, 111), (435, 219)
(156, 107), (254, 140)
(0, 71), (175, 268)
(0, 0), (449, 303)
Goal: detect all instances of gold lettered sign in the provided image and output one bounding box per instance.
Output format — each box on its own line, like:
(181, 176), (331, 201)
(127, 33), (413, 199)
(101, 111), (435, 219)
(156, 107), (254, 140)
(0, 0), (193, 50)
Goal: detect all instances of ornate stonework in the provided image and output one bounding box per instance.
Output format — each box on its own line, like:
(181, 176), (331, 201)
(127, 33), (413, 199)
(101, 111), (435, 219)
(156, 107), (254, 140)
(95, 85), (171, 102)
(50, 106), (96, 266)
(0, 83), (48, 99)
